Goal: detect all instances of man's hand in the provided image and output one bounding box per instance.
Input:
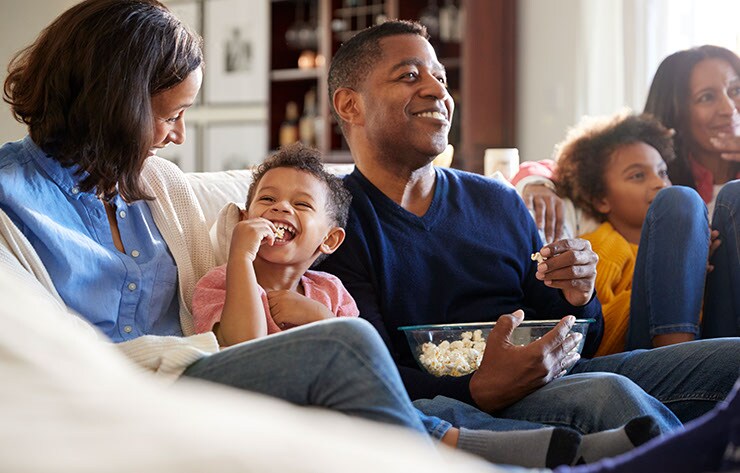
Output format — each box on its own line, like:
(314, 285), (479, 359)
(521, 184), (565, 244)
(469, 311), (582, 412)
(535, 238), (598, 306)
(268, 290), (333, 329)
(710, 133), (740, 162)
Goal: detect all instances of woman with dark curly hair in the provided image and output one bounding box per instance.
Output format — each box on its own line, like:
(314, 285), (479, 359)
(554, 110), (736, 355)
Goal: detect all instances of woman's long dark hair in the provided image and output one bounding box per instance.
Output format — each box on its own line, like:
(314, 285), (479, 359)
(643, 45), (740, 189)
(3, 0), (203, 201)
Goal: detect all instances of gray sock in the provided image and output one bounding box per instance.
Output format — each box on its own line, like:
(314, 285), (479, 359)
(575, 415), (661, 464)
(457, 426), (581, 468)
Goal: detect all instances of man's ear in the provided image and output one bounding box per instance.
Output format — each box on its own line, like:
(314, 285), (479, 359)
(593, 196), (611, 215)
(333, 88), (363, 127)
(320, 227), (346, 255)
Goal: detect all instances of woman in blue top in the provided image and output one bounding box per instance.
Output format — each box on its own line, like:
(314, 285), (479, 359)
(0, 0), (424, 434)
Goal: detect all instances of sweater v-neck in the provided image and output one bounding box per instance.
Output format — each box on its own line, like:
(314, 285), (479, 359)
(350, 167), (445, 231)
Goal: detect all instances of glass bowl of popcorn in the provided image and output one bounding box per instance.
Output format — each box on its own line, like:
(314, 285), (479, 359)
(398, 319), (594, 377)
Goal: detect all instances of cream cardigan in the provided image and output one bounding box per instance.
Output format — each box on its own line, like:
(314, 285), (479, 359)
(0, 156), (220, 381)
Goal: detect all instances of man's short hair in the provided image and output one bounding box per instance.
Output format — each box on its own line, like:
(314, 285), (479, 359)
(328, 20), (428, 132)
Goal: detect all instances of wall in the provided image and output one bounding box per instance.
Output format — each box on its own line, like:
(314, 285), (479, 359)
(0, 0), (78, 144)
(516, 0), (582, 162)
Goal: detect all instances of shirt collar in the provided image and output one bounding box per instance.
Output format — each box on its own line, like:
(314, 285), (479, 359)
(22, 135), (90, 197)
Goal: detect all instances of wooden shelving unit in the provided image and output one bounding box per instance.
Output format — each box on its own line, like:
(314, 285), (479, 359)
(269, 0), (516, 171)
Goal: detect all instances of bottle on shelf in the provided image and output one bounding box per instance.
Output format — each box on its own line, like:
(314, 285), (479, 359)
(299, 88), (317, 148)
(279, 101), (300, 147)
(439, 0), (460, 43)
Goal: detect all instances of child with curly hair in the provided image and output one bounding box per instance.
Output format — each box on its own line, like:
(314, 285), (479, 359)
(555, 111), (736, 355)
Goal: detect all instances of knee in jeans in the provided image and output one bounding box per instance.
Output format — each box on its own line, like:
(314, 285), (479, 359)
(651, 186), (706, 226)
(716, 180), (740, 212)
(317, 318), (385, 355)
(585, 372), (642, 399)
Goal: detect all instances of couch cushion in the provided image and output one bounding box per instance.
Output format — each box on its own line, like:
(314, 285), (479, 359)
(187, 170), (253, 228)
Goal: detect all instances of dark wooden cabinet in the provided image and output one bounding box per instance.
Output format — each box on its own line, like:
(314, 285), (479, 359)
(269, 0), (516, 171)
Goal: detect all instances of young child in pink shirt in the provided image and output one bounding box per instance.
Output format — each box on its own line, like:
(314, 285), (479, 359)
(193, 143), (355, 346)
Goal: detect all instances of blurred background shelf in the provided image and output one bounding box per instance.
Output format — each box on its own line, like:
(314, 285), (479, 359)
(269, 0), (517, 170)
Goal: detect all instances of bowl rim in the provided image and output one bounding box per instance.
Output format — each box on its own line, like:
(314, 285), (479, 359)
(397, 318), (595, 331)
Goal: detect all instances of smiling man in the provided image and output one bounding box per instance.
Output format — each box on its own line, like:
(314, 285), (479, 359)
(318, 19), (740, 438)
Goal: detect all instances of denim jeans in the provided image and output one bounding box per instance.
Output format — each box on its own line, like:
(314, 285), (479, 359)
(415, 398), (548, 440)
(416, 372), (681, 435)
(571, 338), (740, 422)
(627, 186), (710, 348)
(181, 318), (428, 437)
(704, 180), (740, 338)
(421, 339), (739, 435)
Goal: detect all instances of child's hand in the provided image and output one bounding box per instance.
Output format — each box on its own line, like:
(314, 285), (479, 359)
(267, 290), (334, 329)
(707, 228), (721, 273)
(230, 217), (277, 262)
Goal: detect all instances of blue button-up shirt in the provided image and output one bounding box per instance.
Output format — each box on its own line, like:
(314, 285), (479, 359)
(0, 136), (182, 341)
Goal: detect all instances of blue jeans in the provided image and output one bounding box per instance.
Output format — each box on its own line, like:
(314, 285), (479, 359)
(704, 180), (740, 338)
(420, 339), (739, 435)
(415, 398), (548, 440)
(571, 338), (740, 422)
(416, 372), (681, 435)
(628, 185), (739, 348)
(628, 186), (709, 348)
(181, 318), (429, 437)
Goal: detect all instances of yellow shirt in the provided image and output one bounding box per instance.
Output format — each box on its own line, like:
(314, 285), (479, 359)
(582, 222), (638, 356)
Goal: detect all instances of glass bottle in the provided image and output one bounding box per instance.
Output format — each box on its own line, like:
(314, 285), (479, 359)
(279, 101), (299, 147)
(299, 88), (317, 147)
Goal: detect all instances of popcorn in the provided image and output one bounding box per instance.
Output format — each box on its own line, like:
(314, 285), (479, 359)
(418, 329), (486, 377)
(274, 227), (285, 239)
(531, 252), (545, 264)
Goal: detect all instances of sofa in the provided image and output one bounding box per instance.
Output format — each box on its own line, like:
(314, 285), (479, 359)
(0, 163), (506, 473)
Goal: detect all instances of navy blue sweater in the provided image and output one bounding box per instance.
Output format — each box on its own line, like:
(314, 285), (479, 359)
(319, 167), (603, 404)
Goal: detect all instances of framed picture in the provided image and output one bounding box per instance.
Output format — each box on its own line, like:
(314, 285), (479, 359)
(203, 122), (268, 171)
(203, 0), (269, 104)
(155, 123), (199, 173)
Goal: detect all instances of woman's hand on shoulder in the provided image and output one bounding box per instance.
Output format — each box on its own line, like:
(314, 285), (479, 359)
(521, 184), (565, 244)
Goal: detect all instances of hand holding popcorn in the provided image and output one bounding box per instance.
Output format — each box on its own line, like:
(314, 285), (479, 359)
(534, 238), (597, 307)
(230, 217), (278, 262)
